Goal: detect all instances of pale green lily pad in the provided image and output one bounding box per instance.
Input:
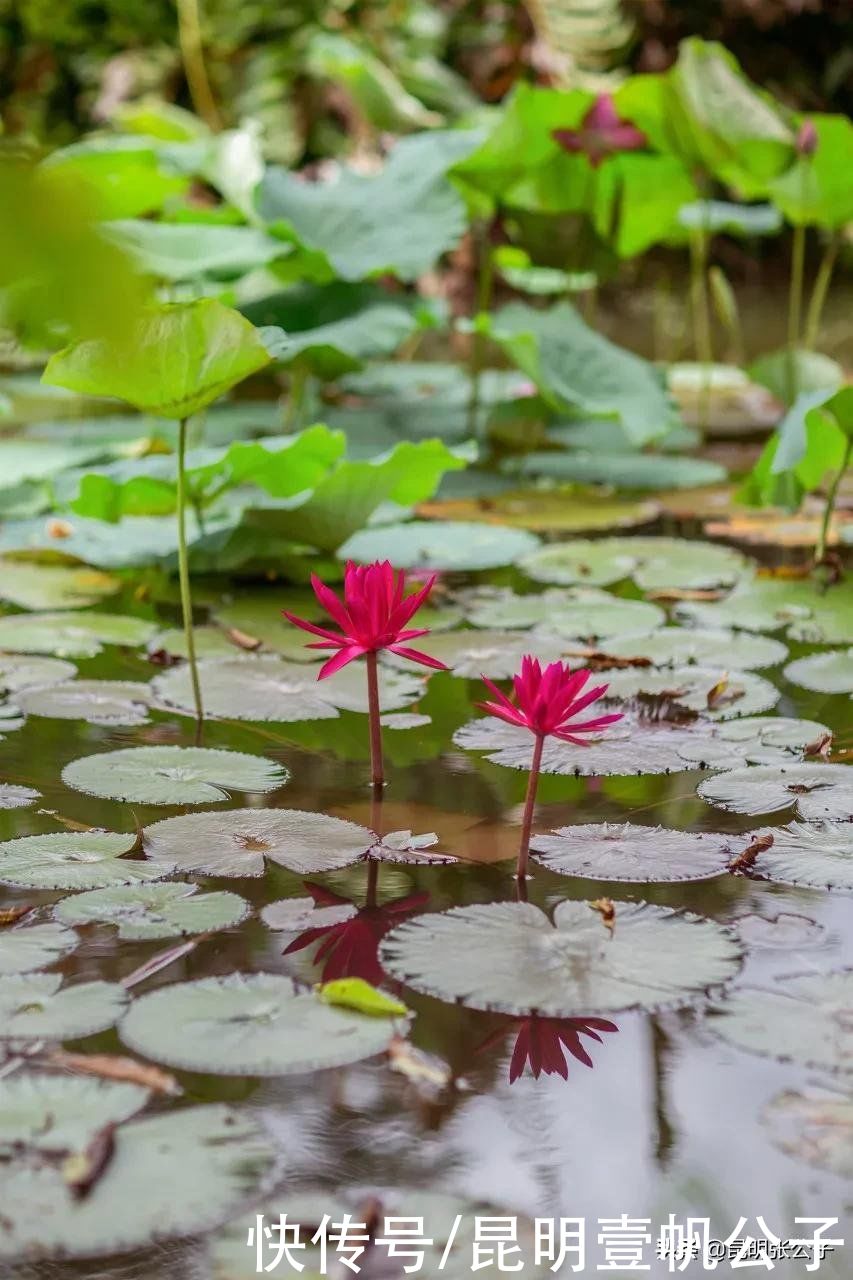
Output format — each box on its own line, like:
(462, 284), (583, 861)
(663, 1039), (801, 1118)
(143, 808), (375, 877)
(530, 823), (733, 883)
(0, 1073), (148, 1154)
(461, 586), (665, 638)
(763, 1089), (853, 1180)
(340, 520), (540, 572)
(599, 627), (788, 670)
(458, 586), (600, 630)
(784, 649), (853, 695)
(735, 821), (853, 891)
(0, 1086), (276, 1261)
(261, 895), (356, 933)
(151, 654), (425, 720)
(0, 655), (77, 690)
(519, 539), (635, 587)
(535, 597), (667, 643)
(381, 900), (741, 1017)
(600, 665), (780, 720)
(0, 610), (155, 658)
(0, 559), (119, 610)
(0, 972), (128, 1042)
(384, 628), (563, 680)
(148, 626), (253, 660)
(710, 971), (853, 1076)
(675, 715), (832, 769)
(0, 784), (40, 810)
(698, 763), (853, 820)
(521, 536), (752, 592)
(677, 578), (853, 643)
(511, 450), (726, 491)
(0, 831), (164, 890)
(0, 922), (79, 975)
(62, 746), (288, 805)
(16, 679), (152, 726)
(380, 712), (432, 729)
(120, 973), (401, 1075)
(54, 882), (250, 940)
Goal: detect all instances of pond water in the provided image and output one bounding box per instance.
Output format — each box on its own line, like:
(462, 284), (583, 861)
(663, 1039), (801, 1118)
(0, 542), (851, 1280)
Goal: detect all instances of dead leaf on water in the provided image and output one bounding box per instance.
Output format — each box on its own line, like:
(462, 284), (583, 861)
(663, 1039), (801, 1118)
(0, 904), (33, 926)
(589, 898), (616, 936)
(728, 833), (775, 875)
(45, 1049), (182, 1097)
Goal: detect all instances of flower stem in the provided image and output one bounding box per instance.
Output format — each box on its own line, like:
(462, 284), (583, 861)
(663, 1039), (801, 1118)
(517, 733), (544, 881)
(804, 234), (839, 352)
(365, 651), (384, 793)
(689, 222), (712, 433)
(176, 417), (203, 725)
(786, 222), (806, 404)
(466, 222), (494, 444)
(815, 437), (852, 566)
(175, 0), (221, 130)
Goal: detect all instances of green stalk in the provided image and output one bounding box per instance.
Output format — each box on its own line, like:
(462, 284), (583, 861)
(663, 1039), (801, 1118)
(815, 437), (852, 566)
(176, 417), (203, 724)
(689, 222), (713, 432)
(284, 365), (307, 432)
(786, 222), (806, 404)
(176, 0), (221, 130)
(466, 223), (495, 443)
(804, 234), (840, 351)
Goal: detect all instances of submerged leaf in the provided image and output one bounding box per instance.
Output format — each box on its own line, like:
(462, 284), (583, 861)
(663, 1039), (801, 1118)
(698, 763), (853, 820)
(0, 831), (158, 890)
(0, 922), (79, 975)
(531, 823), (733, 883)
(54, 883), (250, 940)
(62, 746), (288, 805)
(710, 971), (853, 1076)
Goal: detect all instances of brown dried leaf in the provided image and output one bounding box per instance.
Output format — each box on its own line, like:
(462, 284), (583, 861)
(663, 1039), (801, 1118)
(46, 518), (73, 539)
(45, 1050), (182, 1097)
(646, 587), (728, 603)
(563, 648), (653, 671)
(803, 732), (833, 759)
(633, 690), (698, 724)
(37, 810), (98, 833)
(728, 833), (774, 875)
(226, 627), (262, 652)
(0, 904), (34, 927)
(122, 936), (203, 989)
(589, 898), (616, 936)
(706, 677), (745, 710)
(387, 1035), (452, 1096)
(63, 1123), (116, 1200)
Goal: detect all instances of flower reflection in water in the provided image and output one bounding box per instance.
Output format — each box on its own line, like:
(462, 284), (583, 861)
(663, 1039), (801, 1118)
(478, 1014), (619, 1085)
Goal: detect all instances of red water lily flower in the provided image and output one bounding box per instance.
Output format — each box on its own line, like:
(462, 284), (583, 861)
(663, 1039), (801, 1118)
(479, 656), (623, 744)
(509, 1015), (618, 1084)
(552, 94), (647, 168)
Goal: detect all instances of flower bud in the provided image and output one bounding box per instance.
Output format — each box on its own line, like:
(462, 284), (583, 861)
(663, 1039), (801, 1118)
(796, 120), (818, 157)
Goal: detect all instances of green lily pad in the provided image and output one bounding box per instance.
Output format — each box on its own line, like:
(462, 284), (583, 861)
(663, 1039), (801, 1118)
(0, 972), (128, 1042)
(0, 611), (155, 658)
(0, 1072), (148, 1153)
(339, 521), (540, 572)
(536, 597), (667, 642)
(419, 488), (659, 534)
(457, 586), (591, 630)
(0, 1085), (276, 1261)
(54, 882), (250, 940)
(734, 821), (853, 891)
(600, 665), (779, 720)
(510, 451), (727, 491)
(260, 895), (356, 933)
(0, 784), (40, 809)
(699, 763), (853, 820)
(143, 808), (375, 877)
(521, 536), (751, 592)
(62, 746), (288, 806)
(384, 628), (562, 680)
(784, 649), (853, 695)
(0, 559), (119, 610)
(598, 627), (788, 669)
(763, 1089), (853, 1181)
(16, 680), (152, 726)
(0, 655), (77, 690)
(710, 971), (853, 1076)
(675, 716), (832, 769)
(531, 823), (733, 883)
(120, 973), (401, 1075)
(0, 831), (163, 890)
(519, 539), (636, 587)
(148, 626), (253, 660)
(0, 923), (79, 975)
(381, 899), (741, 1017)
(677, 578), (853, 643)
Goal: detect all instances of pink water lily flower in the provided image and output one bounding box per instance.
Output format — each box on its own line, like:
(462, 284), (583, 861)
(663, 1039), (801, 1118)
(552, 93), (647, 168)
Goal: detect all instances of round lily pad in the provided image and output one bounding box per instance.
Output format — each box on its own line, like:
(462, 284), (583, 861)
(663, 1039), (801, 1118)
(674, 716), (833, 770)
(0, 655), (77, 690)
(148, 626), (254, 661)
(0, 922), (79, 975)
(62, 746), (288, 805)
(521, 536), (752, 592)
(0, 1072), (148, 1153)
(677, 578), (853, 643)
(143, 808), (374, 877)
(710, 971), (853, 1076)
(0, 972), (128, 1042)
(384, 628), (563, 680)
(0, 559), (119, 610)
(339, 520), (541, 572)
(54, 882), (249, 940)
(599, 627), (788, 670)
(458, 586), (595, 630)
(763, 1089), (853, 1180)
(418, 488), (659, 533)
(734, 821), (853, 891)
(519, 540), (635, 587)
(0, 831), (163, 890)
(0, 610), (155, 658)
(600, 665), (780, 720)
(0, 784), (40, 810)
(735, 913), (825, 950)
(534, 596), (666, 643)
(784, 648), (853, 695)
(120, 973), (401, 1075)
(16, 680), (152, 726)
(381, 900), (741, 1017)
(530, 823), (733, 883)
(698, 763), (853, 820)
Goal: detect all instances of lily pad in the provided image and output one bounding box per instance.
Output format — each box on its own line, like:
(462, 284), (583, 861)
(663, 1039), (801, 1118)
(458, 586), (601, 630)
(674, 715), (833, 769)
(54, 882), (250, 940)
(0, 831), (164, 890)
(784, 649), (853, 695)
(0, 922), (79, 975)
(417, 489), (659, 534)
(0, 972), (128, 1042)
(510, 451), (727, 491)
(735, 913), (825, 950)
(339, 520), (540, 572)
(600, 665), (779, 720)
(763, 1089), (853, 1180)
(530, 823), (733, 883)
(0, 784), (40, 810)
(535, 597), (667, 642)
(519, 539), (635, 587)
(148, 626), (251, 660)
(0, 655), (77, 690)
(120, 973), (401, 1075)
(0, 610), (155, 658)
(16, 680), (152, 726)
(678, 578), (853, 643)
(151, 655), (425, 721)
(734, 821), (853, 891)
(384, 628), (563, 680)
(143, 808), (374, 877)
(698, 763), (853, 820)
(0, 1073), (148, 1154)
(598, 627), (787, 670)
(520, 536), (752, 592)
(62, 746), (288, 805)
(0, 559), (119, 610)
(381, 900), (741, 1017)
(710, 971), (853, 1076)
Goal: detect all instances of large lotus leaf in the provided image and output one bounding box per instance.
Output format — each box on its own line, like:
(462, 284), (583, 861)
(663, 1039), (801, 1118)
(675, 716), (832, 770)
(530, 823), (733, 883)
(381, 899), (741, 1017)
(599, 627), (787, 670)
(698, 763), (853, 820)
(0, 1099), (276, 1261)
(257, 131), (481, 281)
(763, 1089), (853, 1181)
(42, 136), (189, 218)
(16, 680), (152, 726)
(62, 746), (288, 805)
(0, 922), (79, 975)
(0, 972), (127, 1042)
(486, 303), (676, 446)
(0, 559), (118, 610)
(710, 971), (853, 1076)
(43, 300), (275, 420)
(0, 655), (77, 690)
(104, 220), (287, 281)
(120, 973), (400, 1075)
(677, 577), (853, 643)
(784, 649), (853, 695)
(509, 451), (726, 491)
(0, 611), (155, 658)
(0, 1073), (148, 1154)
(54, 882), (250, 940)
(736, 821), (853, 891)
(0, 831), (165, 890)
(520, 536), (751, 592)
(151, 654), (425, 720)
(143, 808), (374, 877)
(0, 784), (40, 810)
(600, 664), (779, 720)
(339, 520), (540, 571)
(384, 628), (563, 680)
